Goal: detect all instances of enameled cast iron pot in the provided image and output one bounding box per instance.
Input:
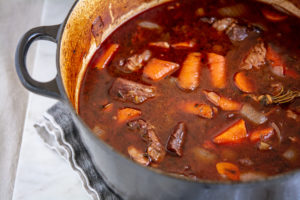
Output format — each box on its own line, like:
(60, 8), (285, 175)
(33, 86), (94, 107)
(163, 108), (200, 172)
(15, 0), (300, 199)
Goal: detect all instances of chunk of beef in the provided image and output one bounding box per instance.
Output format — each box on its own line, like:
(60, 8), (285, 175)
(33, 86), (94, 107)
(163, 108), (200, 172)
(109, 78), (156, 104)
(128, 146), (150, 166)
(128, 119), (151, 140)
(120, 50), (152, 73)
(240, 41), (266, 70)
(167, 122), (187, 156)
(128, 119), (166, 163)
(147, 129), (166, 163)
(212, 18), (250, 42)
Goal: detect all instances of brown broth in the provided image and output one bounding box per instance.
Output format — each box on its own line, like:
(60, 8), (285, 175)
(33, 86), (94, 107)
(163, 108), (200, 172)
(79, 0), (300, 181)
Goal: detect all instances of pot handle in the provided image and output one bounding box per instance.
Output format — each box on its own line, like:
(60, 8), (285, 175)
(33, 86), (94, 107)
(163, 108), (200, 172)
(15, 24), (62, 100)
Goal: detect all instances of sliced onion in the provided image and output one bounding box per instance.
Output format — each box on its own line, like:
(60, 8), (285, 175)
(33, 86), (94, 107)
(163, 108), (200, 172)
(283, 148), (297, 161)
(240, 104), (268, 125)
(270, 65), (285, 77)
(192, 147), (217, 164)
(218, 4), (247, 17)
(138, 21), (161, 30)
(271, 122), (282, 143)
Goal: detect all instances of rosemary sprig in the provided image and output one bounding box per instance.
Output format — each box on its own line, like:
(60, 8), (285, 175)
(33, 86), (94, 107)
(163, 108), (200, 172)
(258, 88), (300, 105)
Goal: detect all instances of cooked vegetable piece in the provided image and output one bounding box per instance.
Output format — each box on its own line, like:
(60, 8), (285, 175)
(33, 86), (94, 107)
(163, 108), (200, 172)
(266, 47), (300, 79)
(257, 141), (272, 151)
(143, 58), (180, 81)
(212, 18), (237, 32)
(109, 78), (156, 104)
(183, 102), (213, 119)
(266, 46), (283, 67)
(261, 8), (288, 22)
(149, 41), (170, 49)
(95, 44), (119, 70)
(216, 162), (240, 181)
(240, 104), (268, 125)
(258, 89), (300, 105)
(240, 41), (266, 70)
(128, 119), (165, 163)
(213, 119), (247, 144)
(266, 46), (285, 76)
(128, 146), (150, 166)
(217, 4), (247, 17)
(171, 41), (196, 49)
(207, 53), (227, 89)
(117, 108), (141, 123)
(121, 50), (152, 72)
(227, 24), (248, 42)
(167, 122), (187, 156)
(283, 148), (297, 161)
(138, 21), (161, 30)
(192, 147), (217, 164)
(250, 127), (274, 142)
(102, 103), (113, 112)
(234, 71), (255, 93)
(271, 122), (282, 143)
(285, 68), (300, 79)
(177, 52), (202, 91)
(286, 109), (298, 120)
(202, 140), (217, 150)
(203, 90), (242, 111)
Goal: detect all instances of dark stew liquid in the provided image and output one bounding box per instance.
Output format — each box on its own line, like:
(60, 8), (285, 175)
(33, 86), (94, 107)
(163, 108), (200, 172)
(79, 0), (300, 181)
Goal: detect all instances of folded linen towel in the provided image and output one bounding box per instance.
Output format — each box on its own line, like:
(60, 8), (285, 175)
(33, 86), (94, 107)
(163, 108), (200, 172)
(34, 102), (120, 200)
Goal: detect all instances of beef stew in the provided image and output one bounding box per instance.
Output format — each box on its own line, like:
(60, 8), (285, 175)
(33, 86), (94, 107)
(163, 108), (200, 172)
(79, 0), (300, 181)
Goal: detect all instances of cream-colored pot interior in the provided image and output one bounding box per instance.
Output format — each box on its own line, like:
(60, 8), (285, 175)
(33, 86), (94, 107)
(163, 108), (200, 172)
(59, 0), (300, 112)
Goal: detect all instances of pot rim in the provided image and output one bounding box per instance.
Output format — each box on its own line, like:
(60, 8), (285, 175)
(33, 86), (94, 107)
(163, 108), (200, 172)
(55, 0), (300, 189)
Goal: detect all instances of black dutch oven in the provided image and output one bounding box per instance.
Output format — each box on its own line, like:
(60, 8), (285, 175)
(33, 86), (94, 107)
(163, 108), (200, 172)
(15, 0), (300, 199)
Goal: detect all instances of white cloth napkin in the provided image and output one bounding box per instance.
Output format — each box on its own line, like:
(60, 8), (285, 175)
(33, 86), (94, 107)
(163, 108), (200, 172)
(34, 102), (120, 200)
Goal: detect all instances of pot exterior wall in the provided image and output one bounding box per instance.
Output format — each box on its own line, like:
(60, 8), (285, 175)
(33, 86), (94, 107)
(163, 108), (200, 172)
(72, 112), (300, 200)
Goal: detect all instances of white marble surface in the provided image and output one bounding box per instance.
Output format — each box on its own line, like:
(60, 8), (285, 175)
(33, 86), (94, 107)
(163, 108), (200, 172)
(13, 0), (91, 199)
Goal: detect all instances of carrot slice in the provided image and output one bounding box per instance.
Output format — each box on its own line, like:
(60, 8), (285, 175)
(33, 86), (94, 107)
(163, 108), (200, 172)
(250, 127), (274, 142)
(262, 8), (288, 22)
(117, 108), (141, 123)
(234, 72), (255, 93)
(266, 46), (284, 67)
(267, 46), (300, 78)
(95, 44), (119, 70)
(177, 52), (202, 90)
(171, 41), (196, 49)
(183, 102), (213, 119)
(213, 119), (247, 144)
(266, 46), (285, 77)
(207, 53), (227, 89)
(285, 68), (300, 79)
(203, 90), (242, 111)
(216, 162), (240, 181)
(143, 58), (180, 81)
